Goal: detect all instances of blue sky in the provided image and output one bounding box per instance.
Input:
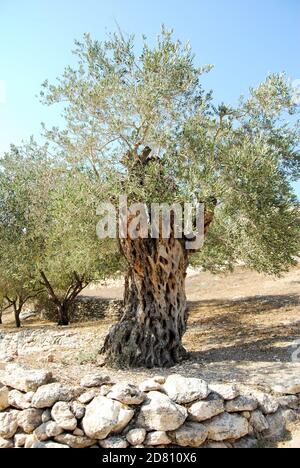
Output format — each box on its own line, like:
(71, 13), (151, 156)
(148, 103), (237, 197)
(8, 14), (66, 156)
(0, 0), (299, 196)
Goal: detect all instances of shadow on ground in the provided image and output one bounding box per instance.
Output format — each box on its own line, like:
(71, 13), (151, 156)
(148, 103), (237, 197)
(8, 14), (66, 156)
(185, 294), (300, 364)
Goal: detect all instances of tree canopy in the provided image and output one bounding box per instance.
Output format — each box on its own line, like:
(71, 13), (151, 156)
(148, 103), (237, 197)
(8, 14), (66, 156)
(40, 28), (300, 275)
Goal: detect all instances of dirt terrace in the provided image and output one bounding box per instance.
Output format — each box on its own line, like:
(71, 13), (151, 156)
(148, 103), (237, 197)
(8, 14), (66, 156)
(1, 264), (300, 392)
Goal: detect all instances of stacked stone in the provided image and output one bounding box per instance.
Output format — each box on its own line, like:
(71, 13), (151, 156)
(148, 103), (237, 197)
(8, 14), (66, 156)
(41, 298), (123, 323)
(0, 365), (299, 449)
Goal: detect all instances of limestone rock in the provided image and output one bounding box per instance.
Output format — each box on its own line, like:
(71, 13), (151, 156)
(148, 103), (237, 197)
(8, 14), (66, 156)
(8, 389), (33, 410)
(80, 373), (110, 388)
(249, 410), (269, 433)
(17, 408), (43, 433)
(14, 433), (27, 448)
(233, 436), (258, 449)
(152, 376), (166, 384)
(281, 408), (298, 428)
(189, 397), (224, 422)
(169, 422), (208, 447)
(100, 385), (113, 396)
(0, 354), (14, 363)
(139, 379), (163, 393)
(271, 378), (300, 395)
(209, 384), (239, 401)
(225, 396), (258, 413)
(55, 433), (96, 448)
(0, 386), (9, 411)
(145, 431), (171, 446)
(204, 413), (249, 441)
(0, 437), (14, 448)
(51, 402), (77, 431)
(244, 390), (279, 415)
(71, 401), (86, 419)
(32, 383), (79, 408)
(34, 421), (64, 441)
(278, 395), (299, 409)
(44, 441), (70, 448)
(99, 436), (129, 448)
(24, 434), (39, 448)
(265, 410), (286, 440)
(0, 411), (19, 439)
(257, 395), (280, 415)
(42, 409), (52, 423)
(108, 383), (146, 405)
(136, 391), (187, 431)
(164, 375), (209, 404)
(78, 389), (100, 404)
(126, 428), (147, 446)
(0, 365), (52, 392)
(32, 441), (69, 448)
(206, 442), (228, 448)
(82, 396), (134, 440)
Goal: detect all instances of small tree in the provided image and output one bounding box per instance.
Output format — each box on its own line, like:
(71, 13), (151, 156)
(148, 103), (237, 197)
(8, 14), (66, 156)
(38, 29), (300, 365)
(0, 141), (120, 327)
(0, 260), (40, 328)
(36, 172), (120, 325)
(0, 142), (48, 327)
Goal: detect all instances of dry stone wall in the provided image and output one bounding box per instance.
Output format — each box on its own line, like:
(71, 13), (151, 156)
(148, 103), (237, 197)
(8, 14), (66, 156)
(0, 365), (299, 449)
(40, 297), (123, 323)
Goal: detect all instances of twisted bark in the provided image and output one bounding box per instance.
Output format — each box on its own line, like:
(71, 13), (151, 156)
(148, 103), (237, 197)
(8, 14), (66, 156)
(102, 234), (190, 368)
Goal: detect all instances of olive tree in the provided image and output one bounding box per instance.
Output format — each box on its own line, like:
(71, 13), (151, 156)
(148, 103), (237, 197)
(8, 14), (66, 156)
(36, 172), (121, 325)
(39, 28), (300, 367)
(0, 141), (120, 327)
(0, 142), (47, 327)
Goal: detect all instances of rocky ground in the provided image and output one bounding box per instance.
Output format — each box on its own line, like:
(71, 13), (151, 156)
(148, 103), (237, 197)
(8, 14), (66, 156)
(1, 265), (300, 385)
(1, 265), (300, 447)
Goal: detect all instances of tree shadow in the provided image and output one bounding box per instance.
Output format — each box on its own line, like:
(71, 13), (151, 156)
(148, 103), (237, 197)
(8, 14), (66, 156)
(188, 294), (300, 324)
(185, 294), (300, 364)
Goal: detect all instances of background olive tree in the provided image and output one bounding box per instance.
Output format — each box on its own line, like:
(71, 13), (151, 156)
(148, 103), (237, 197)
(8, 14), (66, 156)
(0, 141), (120, 327)
(0, 142), (48, 327)
(36, 171), (121, 325)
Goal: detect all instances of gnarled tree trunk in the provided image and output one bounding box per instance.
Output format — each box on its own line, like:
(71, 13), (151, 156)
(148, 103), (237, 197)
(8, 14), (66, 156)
(5, 297), (23, 328)
(39, 271), (87, 327)
(13, 305), (21, 329)
(102, 235), (189, 368)
(102, 146), (216, 369)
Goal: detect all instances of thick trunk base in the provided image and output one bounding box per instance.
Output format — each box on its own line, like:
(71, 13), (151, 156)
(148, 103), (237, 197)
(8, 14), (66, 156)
(102, 237), (189, 369)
